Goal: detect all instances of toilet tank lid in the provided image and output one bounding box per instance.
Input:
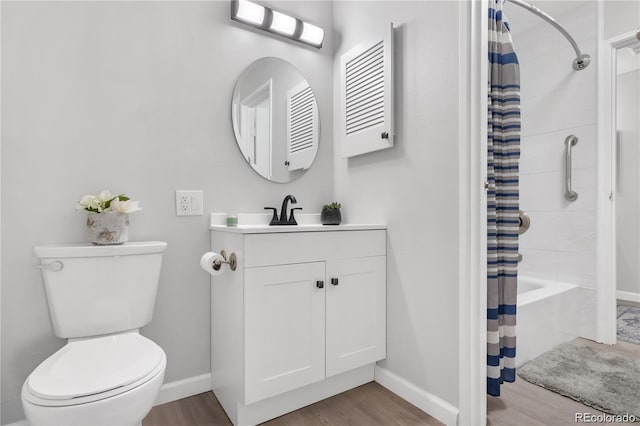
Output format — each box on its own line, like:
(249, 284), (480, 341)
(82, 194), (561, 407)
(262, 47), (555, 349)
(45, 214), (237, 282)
(34, 241), (167, 258)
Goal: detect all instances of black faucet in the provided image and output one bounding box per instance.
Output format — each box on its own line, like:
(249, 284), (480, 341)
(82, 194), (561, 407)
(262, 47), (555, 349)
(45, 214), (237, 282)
(280, 195), (297, 224)
(264, 195), (301, 225)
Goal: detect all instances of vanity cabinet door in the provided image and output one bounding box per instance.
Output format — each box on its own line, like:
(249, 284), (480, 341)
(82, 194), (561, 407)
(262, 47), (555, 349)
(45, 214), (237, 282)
(325, 256), (386, 378)
(244, 262), (326, 404)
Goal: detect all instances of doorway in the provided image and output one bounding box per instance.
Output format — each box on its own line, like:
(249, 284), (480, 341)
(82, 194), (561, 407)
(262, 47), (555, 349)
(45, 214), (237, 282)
(597, 29), (640, 345)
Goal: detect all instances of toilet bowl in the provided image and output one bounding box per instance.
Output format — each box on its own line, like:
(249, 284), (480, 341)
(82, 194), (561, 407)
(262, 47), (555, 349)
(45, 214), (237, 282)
(22, 331), (166, 426)
(24, 242), (168, 425)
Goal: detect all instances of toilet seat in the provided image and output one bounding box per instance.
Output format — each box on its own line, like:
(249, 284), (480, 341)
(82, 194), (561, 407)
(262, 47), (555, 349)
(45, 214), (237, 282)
(23, 332), (165, 407)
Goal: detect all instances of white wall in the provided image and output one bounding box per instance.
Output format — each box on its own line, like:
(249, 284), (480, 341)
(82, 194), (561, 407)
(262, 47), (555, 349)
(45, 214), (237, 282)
(603, 0), (640, 40)
(508, 2), (598, 292)
(616, 68), (640, 296)
(333, 1), (462, 408)
(0, 1), (334, 424)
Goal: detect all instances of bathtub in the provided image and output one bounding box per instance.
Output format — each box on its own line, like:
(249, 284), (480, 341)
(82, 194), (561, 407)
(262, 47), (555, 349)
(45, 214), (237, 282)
(516, 275), (586, 368)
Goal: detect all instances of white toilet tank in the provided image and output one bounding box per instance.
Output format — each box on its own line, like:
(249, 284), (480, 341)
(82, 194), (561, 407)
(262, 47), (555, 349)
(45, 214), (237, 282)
(34, 241), (167, 339)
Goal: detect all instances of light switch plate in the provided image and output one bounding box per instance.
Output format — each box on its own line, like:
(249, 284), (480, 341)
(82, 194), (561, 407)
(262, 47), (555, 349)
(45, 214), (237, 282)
(175, 190), (204, 216)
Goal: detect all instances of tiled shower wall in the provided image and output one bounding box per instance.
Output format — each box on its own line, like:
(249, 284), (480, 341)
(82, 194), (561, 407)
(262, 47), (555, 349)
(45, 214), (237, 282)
(509, 2), (598, 289)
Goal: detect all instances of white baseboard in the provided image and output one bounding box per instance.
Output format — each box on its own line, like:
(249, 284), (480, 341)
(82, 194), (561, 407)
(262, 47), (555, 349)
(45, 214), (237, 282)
(617, 290), (640, 303)
(154, 373), (212, 406)
(374, 366), (459, 426)
(4, 421), (28, 426)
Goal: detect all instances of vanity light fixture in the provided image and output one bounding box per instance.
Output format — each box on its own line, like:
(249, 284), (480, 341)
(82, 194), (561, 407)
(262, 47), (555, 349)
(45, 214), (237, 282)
(230, 0), (325, 48)
(299, 22), (324, 46)
(271, 11), (297, 36)
(233, 0), (265, 26)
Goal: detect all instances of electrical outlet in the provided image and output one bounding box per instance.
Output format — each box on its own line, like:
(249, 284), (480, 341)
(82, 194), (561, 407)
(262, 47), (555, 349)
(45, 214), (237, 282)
(175, 190), (204, 216)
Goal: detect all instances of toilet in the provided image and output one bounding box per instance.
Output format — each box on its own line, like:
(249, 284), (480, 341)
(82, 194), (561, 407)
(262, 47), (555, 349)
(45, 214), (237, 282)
(22, 241), (168, 426)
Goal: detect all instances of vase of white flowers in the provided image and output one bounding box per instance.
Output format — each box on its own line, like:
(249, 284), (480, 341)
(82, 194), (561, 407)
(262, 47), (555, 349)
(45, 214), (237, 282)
(76, 190), (142, 245)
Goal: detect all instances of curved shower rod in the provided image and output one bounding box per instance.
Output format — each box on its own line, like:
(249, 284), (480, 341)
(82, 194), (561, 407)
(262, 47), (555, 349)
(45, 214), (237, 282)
(506, 0), (591, 70)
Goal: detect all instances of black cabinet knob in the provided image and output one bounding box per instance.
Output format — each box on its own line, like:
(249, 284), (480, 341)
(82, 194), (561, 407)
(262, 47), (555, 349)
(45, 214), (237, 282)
(331, 278), (339, 286)
(316, 280), (324, 289)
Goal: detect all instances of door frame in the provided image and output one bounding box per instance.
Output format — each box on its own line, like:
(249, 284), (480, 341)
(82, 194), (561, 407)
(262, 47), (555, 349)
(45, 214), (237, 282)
(596, 27), (640, 345)
(239, 79), (273, 174)
(458, 0), (488, 425)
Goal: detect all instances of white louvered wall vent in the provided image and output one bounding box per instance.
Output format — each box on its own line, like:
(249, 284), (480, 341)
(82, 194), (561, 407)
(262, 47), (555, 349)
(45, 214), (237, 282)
(286, 81), (319, 171)
(340, 23), (394, 158)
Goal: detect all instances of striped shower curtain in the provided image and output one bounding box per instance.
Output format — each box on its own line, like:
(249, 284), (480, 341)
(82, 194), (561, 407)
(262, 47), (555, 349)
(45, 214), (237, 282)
(487, 0), (520, 397)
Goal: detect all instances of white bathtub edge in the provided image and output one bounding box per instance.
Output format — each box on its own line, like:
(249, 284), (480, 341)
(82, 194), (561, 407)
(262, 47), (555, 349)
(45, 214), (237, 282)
(518, 275), (579, 307)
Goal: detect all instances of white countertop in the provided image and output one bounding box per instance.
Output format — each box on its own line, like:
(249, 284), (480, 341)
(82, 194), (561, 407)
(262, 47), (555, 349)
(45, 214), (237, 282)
(208, 212), (386, 234)
(210, 223), (387, 234)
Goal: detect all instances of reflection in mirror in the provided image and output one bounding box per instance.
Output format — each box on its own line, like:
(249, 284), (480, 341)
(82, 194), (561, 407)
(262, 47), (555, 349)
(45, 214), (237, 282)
(232, 57), (320, 183)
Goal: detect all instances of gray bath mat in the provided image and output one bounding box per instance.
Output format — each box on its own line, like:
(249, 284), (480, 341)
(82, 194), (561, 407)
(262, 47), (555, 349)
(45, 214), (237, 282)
(518, 340), (640, 417)
(618, 305), (640, 345)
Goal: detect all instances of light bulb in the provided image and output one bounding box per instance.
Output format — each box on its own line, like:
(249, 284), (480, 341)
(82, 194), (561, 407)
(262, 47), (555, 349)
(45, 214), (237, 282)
(299, 22), (324, 47)
(270, 11), (297, 36)
(235, 0), (265, 26)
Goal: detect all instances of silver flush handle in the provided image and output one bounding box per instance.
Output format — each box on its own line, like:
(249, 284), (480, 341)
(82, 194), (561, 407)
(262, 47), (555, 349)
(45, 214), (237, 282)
(36, 260), (64, 272)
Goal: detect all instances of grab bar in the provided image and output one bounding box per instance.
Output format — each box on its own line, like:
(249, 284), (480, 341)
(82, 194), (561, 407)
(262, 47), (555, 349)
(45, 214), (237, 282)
(564, 135), (578, 201)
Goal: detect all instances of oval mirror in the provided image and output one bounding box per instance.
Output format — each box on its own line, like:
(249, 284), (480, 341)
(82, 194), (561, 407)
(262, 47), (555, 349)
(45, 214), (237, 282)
(231, 57), (320, 183)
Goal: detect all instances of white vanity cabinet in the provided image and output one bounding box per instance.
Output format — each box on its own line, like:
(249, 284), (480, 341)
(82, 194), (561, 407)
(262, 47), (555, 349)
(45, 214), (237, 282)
(209, 225), (386, 425)
(325, 256), (386, 377)
(244, 261), (326, 404)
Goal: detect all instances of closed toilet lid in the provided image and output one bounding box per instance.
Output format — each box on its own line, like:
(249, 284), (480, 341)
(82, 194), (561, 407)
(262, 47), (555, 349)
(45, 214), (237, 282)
(26, 332), (164, 401)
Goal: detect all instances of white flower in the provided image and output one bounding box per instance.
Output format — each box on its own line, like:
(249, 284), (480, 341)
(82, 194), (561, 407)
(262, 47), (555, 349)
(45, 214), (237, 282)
(76, 195), (101, 212)
(76, 190), (141, 214)
(110, 198), (142, 214)
(97, 190), (114, 203)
